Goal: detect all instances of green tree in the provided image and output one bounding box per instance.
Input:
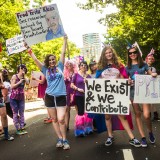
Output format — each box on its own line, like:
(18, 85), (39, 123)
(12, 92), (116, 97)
(0, 0), (80, 76)
(77, 0), (160, 69)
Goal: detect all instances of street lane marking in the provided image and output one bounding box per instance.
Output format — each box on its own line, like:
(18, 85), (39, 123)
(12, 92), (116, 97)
(122, 149), (134, 160)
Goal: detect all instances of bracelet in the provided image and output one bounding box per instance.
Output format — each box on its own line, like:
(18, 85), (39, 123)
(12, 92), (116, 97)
(28, 48), (32, 55)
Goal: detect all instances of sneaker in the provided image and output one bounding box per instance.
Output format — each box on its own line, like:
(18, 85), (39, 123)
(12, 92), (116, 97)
(129, 138), (141, 147)
(141, 138), (148, 147)
(5, 135), (14, 141)
(44, 118), (52, 124)
(21, 128), (28, 134)
(16, 129), (24, 135)
(63, 140), (70, 150)
(153, 117), (160, 121)
(105, 137), (114, 146)
(56, 138), (63, 148)
(149, 132), (155, 144)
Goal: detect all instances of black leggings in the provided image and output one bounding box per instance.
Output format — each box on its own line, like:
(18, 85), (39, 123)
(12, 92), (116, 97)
(5, 102), (13, 119)
(75, 96), (85, 115)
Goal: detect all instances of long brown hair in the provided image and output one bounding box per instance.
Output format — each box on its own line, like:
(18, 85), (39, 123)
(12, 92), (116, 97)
(127, 47), (144, 69)
(98, 46), (122, 70)
(44, 54), (56, 68)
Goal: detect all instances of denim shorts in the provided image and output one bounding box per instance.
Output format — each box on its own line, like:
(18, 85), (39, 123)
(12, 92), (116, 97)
(0, 103), (5, 108)
(44, 94), (66, 107)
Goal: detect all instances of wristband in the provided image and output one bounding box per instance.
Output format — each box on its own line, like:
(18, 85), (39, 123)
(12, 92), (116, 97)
(28, 48), (32, 55)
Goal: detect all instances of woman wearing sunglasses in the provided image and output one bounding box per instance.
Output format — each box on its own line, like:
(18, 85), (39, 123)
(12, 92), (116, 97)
(10, 64), (29, 135)
(126, 46), (157, 147)
(71, 61), (93, 137)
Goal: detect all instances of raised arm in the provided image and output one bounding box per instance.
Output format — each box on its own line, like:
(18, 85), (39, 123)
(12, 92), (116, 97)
(60, 36), (67, 64)
(24, 43), (44, 70)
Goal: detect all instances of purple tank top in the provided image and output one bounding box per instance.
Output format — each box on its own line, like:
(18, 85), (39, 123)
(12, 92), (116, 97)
(10, 74), (25, 100)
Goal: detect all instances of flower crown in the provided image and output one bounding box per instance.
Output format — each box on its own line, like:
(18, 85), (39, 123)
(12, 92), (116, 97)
(126, 41), (143, 57)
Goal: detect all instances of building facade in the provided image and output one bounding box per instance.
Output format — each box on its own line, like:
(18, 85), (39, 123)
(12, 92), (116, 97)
(81, 33), (101, 61)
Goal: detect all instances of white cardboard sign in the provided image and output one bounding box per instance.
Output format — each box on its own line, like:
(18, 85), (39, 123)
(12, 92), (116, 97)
(134, 75), (160, 103)
(85, 79), (130, 115)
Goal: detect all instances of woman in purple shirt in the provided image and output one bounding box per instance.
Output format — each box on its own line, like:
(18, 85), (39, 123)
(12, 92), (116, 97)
(71, 61), (93, 136)
(64, 59), (78, 130)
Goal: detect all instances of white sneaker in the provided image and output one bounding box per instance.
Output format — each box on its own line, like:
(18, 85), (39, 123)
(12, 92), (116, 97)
(56, 138), (63, 148)
(63, 140), (70, 150)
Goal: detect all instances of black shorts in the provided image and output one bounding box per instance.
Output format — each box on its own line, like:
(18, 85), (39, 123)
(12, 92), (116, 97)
(44, 94), (66, 108)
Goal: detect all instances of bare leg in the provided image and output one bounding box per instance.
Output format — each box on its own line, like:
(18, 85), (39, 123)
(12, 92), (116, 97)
(143, 104), (152, 133)
(105, 114), (113, 137)
(132, 102), (145, 138)
(65, 106), (70, 130)
(118, 115), (134, 139)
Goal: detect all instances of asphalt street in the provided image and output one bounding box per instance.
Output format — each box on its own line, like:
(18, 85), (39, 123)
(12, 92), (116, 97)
(0, 100), (160, 160)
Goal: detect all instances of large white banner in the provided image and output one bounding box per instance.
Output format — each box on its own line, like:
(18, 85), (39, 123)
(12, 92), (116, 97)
(16, 4), (65, 46)
(134, 75), (160, 103)
(85, 79), (130, 115)
(6, 34), (26, 55)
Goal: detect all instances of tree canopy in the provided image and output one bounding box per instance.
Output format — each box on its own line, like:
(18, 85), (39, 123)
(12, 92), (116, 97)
(0, 0), (80, 76)
(77, 0), (160, 70)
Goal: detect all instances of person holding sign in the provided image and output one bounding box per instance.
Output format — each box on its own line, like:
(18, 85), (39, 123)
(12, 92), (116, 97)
(145, 50), (160, 121)
(25, 36), (70, 150)
(95, 45), (141, 147)
(126, 45), (157, 147)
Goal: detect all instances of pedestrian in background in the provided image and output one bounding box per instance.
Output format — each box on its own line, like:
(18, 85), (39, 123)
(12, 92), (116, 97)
(10, 64), (29, 135)
(89, 60), (97, 78)
(32, 74), (52, 124)
(0, 72), (14, 141)
(88, 60), (98, 131)
(64, 59), (78, 131)
(25, 36), (70, 150)
(2, 69), (13, 119)
(145, 49), (160, 121)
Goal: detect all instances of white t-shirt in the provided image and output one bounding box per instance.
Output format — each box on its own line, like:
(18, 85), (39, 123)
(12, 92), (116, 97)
(101, 68), (120, 79)
(4, 81), (11, 103)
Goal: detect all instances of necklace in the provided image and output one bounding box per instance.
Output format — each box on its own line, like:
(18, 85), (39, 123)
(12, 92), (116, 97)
(48, 67), (58, 80)
(79, 71), (86, 78)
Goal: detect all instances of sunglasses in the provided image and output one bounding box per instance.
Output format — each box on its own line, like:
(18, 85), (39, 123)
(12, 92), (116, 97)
(80, 64), (87, 67)
(128, 51), (137, 55)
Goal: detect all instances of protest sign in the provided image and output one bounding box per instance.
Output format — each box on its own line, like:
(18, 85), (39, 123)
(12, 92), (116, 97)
(6, 34), (26, 55)
(85, 79), (130, 115)
(16, 4), (65, 46)
(134, 75), (160, 103)
(30, 71), (43, 87)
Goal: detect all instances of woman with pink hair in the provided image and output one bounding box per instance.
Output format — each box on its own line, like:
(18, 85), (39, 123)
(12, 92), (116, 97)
(64, 59), (78, 130)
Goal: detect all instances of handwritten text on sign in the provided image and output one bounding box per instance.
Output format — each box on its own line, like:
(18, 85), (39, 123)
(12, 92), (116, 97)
(85, 79), (130, 115)
(6, 34), (26, 55)
(16, 4), (64, 46)
(134, 75), (160, 103)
